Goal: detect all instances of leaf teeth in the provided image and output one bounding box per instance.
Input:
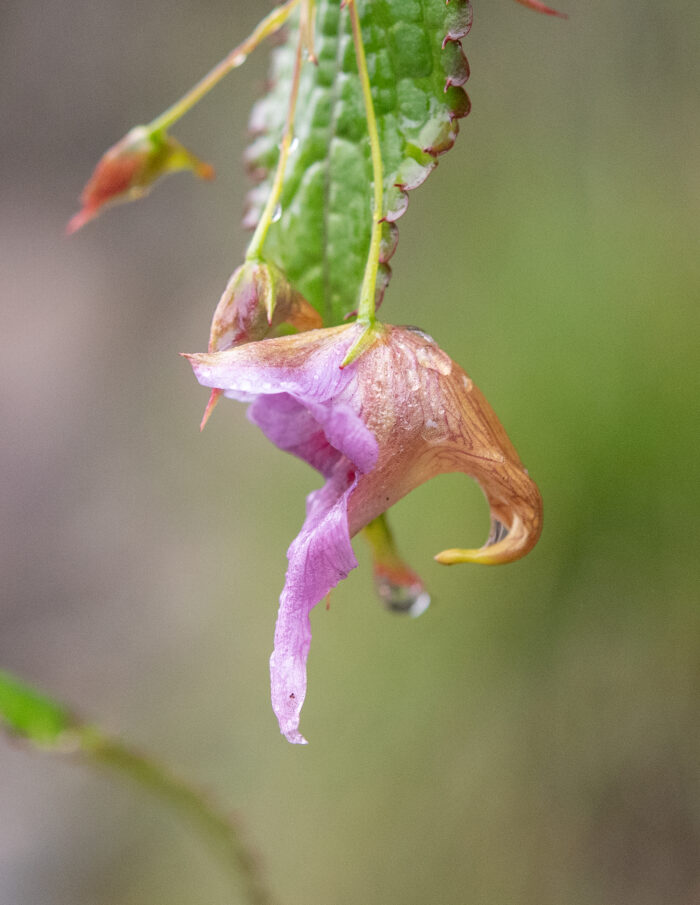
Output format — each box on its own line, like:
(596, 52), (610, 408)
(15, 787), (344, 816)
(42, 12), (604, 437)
(378, 222), (399, 265)
(384, 190), (410, 224)
(443, 40), (470, 91)
(443, 0), (474, 46)
(374, 264), (392, 311)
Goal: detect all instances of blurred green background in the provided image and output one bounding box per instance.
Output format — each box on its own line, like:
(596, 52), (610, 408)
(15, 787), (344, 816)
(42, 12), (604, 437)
(1, 0), (698, 903)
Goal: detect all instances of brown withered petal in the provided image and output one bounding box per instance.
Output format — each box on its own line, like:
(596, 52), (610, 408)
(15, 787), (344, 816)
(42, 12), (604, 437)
(340, 325), (542, 564)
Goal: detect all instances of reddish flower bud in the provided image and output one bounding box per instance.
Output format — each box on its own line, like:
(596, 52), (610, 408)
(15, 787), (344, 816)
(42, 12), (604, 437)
(200, 261), (322, 430)
(67, 126), (214, 234)
(208, 260), (321, 353)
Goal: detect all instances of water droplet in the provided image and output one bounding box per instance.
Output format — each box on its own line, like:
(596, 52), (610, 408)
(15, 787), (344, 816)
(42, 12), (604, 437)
(406, 368), (421, 391)
(488, 519), (509, 545)
(288, 136), (300, 154)
(415, 345), (452, 375)
(376, 577), (431, 617)
(420, 416), (448, 442)
(405, 325), (435, 343)
(271, 204), (282, 223)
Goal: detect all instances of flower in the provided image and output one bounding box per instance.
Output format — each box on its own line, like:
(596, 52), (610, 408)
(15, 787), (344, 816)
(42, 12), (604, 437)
(67, 126), (214, 234)
(185, 322), (542, 743)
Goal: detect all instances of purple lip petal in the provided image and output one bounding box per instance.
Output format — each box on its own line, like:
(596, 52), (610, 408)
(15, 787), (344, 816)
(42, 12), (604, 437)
(261, 392), (377, 742)
(188, 326), (378, 742)
(271, 464), (361, 744)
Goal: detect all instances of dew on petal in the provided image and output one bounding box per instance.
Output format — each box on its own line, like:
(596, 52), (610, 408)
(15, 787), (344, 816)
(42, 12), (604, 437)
(406, 368), (421, 391)
(404, 325), (435, 343)
(416, 344), (452, 375)
(420, 416), (448, 443)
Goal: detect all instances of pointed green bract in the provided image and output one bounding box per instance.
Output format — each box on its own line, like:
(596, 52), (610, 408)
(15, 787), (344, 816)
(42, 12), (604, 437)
(0, 669), (76, 746)
(245, 0), (472, 325)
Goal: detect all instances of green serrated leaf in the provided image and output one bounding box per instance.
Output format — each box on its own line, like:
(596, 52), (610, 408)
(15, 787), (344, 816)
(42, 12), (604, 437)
(245, 0), (472, 325)
(0, 669), (76, 746)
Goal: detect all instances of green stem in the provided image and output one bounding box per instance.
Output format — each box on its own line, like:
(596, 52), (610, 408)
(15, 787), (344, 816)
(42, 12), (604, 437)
(149, 0), (300, 134)
(79, 727), (276, 905)
(363, 514), (403, 568)
(246, 12), (305, 262)
(348, 0), (384, 325)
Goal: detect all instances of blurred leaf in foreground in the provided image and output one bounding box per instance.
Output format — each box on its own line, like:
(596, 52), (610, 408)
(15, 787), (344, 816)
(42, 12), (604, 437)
(0, 668), (78, 748)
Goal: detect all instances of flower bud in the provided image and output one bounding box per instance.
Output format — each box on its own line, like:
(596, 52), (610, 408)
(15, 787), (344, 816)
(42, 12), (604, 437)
(207, 260), (319, 352)
(200, 261), (322, 429)
(67, 126), (214, 233)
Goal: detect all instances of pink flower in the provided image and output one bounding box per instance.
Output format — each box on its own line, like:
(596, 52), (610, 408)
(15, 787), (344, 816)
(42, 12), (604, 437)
(186, 323), (542, 743)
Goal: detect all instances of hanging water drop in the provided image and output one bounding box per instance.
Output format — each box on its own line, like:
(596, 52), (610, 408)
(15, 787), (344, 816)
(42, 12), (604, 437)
(375, 575), (431, 617)
(271, 203), (282, 223)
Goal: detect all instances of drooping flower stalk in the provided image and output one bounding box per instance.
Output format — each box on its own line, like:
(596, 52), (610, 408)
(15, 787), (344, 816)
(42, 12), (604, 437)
(347, 0), (383, 328)
(245, 8), (306, 263)
(299, 0), (318, 63)
(67, 0), (303, 233)
(200, 18), (311, 430)
(340, 0), (386, 368)
(149, 0), (302, 134)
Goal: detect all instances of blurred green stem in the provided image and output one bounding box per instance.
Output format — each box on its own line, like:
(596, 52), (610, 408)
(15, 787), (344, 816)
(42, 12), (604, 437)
(78, 727), (276, 905)
(0, 667), (276, 905)
(246, 10), (305, 262)
(0, 669), (273, 905)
